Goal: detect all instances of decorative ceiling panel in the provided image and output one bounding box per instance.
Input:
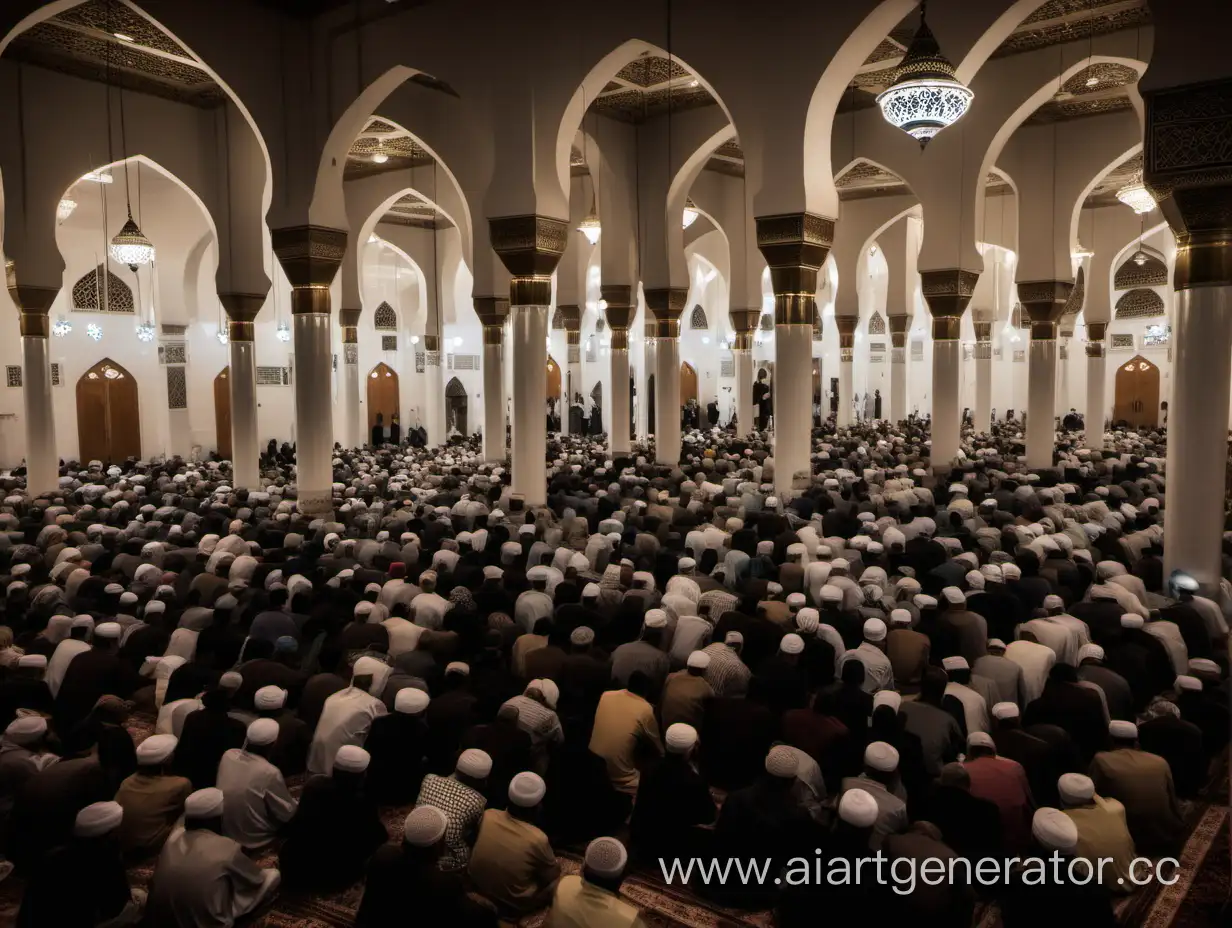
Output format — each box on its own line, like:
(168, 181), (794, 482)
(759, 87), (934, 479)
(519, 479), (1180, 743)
(56, 0), (189, 56)
(1026, 93), (1134, 125)
(1084, 151), (1142, 207)
(1114, 287), (1165, 319)
(994, 2), (1151, 58)
(1023, 0), (1131, 26)
(615, 56), (689, 87)
(864, 39), (904, 66)
(715, 139), (743, 159)
(1114, 253), (1168, 289)
(1060, 61), (1139, 96)
(366, 118), (398, 133)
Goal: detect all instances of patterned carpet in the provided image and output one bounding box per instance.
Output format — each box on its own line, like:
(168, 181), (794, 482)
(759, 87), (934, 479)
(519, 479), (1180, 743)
(0, 716), (1226, 928)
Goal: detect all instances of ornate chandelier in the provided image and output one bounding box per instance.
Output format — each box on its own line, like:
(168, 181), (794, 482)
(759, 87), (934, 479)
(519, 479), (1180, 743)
(276, 321), (292, 342)
(876, 2), (973, 146)
(57, 198), (77, 224)
(1133, 250), (1148, 266)
(109, 214), (155, 270)
(682, 198), (699, 230)
(1116, 180), (1156, 215)
(577, 197), (601, 245)
(136, 322), (156, 342)
(52, 317), (72, 337)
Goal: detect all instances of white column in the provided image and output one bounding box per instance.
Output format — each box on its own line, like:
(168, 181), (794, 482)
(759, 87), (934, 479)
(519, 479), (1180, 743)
(1026, 337), (1057, 469)
(1164, 284), (1232, 591)
(734, 343), (754, 437)
(974, 345), (992, 433)
(610, 331), (631, 456)
(292, 309), (334, 515)
(643, 333), (658, 442)
(566, 332), (582, 435)
(482, 329), (504, 462)
(838, 354), (854, 427)
(655, 329), (681, 465)
(20, 328), (57, 495)
(228, 336), (260, 488)
(422, 337), (444, 445)
(774, 323), (812, 495)
(340, 342), (361, 448)
(1057, 338), (1072, 422)
(932, 339), (962, 468)
(510, 302), (548, 506)
(1084, 323), (1107, 448)
(890, 344), (907, 423)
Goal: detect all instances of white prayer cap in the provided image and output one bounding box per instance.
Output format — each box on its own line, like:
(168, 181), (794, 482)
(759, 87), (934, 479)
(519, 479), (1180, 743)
(988, 638), (1007, 652)
(255, 686), (287, 711)
(18, 654), (47, 669)
(965, 571), (985, 591)
(508, 771), (547, 807)
(913, 594), (938, 609)
(571, 626), (595, 646)
(992, 702), (1019, 720)
(678, 557), (696, 571)
(185, 787), (225, 819)
(219, 671), (243, 691)
(144, 601), (166, 615)
(888, 609), (911, 627)
(1175, 674), (1202, 692)
(796, 608), (819, 632)
(446, 661), (470, 676)
(686, 650), (711, 670)
(403, 806), (449, 847)
(942, 655), (969, 672)
(528, 678), (560, 709)
(334, 745), (371, 773)
(864, 741), (900, 772)
(70, 615), (96, 633)
(246, 718), (280, 746)
(95, 622), (122, 639)
(980, 564), (1003, 583)
(1032, 807), (1078, 851)
(5, 716), (47, 745)
(395, 688), (430, 714)
(665, 723), (699, 754)
(456, 748), (493, 778)
(1000, 563), (1021, 580)
(831, 558), (850, 571)
(643, 609), (668, 630)
(584, 837), (629, 878)
(838, 788), (879, 828)
(941, 586), (965, 605)
(863, 618), (887, 642)
(527, 566), (550, 584)
(873, 690), (902, 713)
(1120, 614), (1145, 629)
(765, 745), (800, 778)
(582, 583), (600, 599)
(967, 731), (995, 750)
(1077, 644), (1104, 663)
(779, 633), (804, 655)
(820, 585), (843, 604)
(1190, 658), (1221, 676)
(1058, 773), (1095, 805)
(136, 734), (177, 765)
(786, 592), (806, 609)
(1043, 594), (1064, 610)
(103, 583), (124, 595)
(74, 801), (123, 838)
(1109, 720), (1138, 740)
(724, 631), (744, 646)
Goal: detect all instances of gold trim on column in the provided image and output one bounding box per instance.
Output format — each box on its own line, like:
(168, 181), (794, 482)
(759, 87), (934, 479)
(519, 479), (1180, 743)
(482, 325), (503, 346)
(558, 304), (581, 333)
(288, 286), (330, 315)
(271, 225), (347, 289)
(1086, 322), (1107, 341)
(601, 285), (635, 331)
(932, 317), (963, 340)
(888, 315), (910, 349)
(489, 214), (568, 279)
(973, 321), (992, 341)
(773, 293), (816, 326)
(733, 333), (754, 351)
(644, 287), (688, 321)
(342, 327), (358, 344)
(651, 318), (681, 339)
(219, 292), (264, 323)
(474, 296), (510, 329)
(566, 330), (580, 346)
(338, 308), (361, 328)
(835, 315), (857, 349)
(228, 320), (255, 342)
(729, 308), (760, 335)
(755, 212), (835, 270)
(19, 313), (50, 338)
(1085, 343), (1105, 358)
(1175, 230), (1232, 290)
(610, 329), (629, 351)
(509, 276), (552, 307)
(423, 335), (440, 353)
(1019, 279), (1073, 341)
(1030, 322), (1058, 341)
(920, 269), (979, 328)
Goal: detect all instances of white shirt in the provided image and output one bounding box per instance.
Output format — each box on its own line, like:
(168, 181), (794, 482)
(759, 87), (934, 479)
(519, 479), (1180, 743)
(46, 639), (90, 698)
(411, 591), (449, 630)
(514, 589), (554, 633)
(156, 697), (202, 737)
(217, 748), (298, 848)
(945, 682), (990, 735)
(1005, 639), (1056, 706)
(382, 617), (425, 657)
(307, 686), (388, 775)
(1143, 621), (1189, 675)
(839, 643), (896, 694)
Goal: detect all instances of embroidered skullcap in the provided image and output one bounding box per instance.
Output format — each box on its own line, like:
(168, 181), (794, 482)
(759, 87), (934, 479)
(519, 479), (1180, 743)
(584, 837), (629, 878)
(74, 801), (123, 838)
(967, 731), (995, 749)
(786, 592), (806, 608)
(456, 748), (492, 778)
(1043, 594), (1064, 610)
(838, 788), (879, 828)
(184, 787), (225, 819)
(1077, 644), (1104, 663)
(678, 557), (696, 571)
(686, 650), (711, 670)
(756, 540), (774, 555)
(942, 655), (969, 672)
(1120, 614), (1144, 629)
(570, 626), (595, 646)
(104, 583), (123, 595)
(219, 671), (243, 691)
(95, 622), (122, 639)
(1109, 720), (1138, 740)
(1032, 808), (1078, 851)
(796, 608), (819, 632)
(1058, 773), (1095, 805)
(246, 718), (279, 746)
(873, 690), (902, 713)
(724, 631), (743, 645)
(529, 678), (559, 709)
(863, 618), (887, 642)
(334, 745), (371, 773)
(980, 564), (1003, 582)
(1001, 563), (1021, 580)
(5, 716), (47, 744)
(941, 587), (965, 605)
(770, 632), (801, 656)
(888, 608), (911, 627)
(992, 702), (1019, 720)
(136, 734), (177, 765)
(644, 609), (667, 629)
(403, 805), (448, 847)
(820, 585), (843, 603)
(864, 741), (899, 772)
(582, 582), (600, 599)
(765, 745), (800, 778)
(913, 594), (937, 609)
(395, 688), (430, 714)
(665, 722), (699, 754)
(508, 771), (547, 807)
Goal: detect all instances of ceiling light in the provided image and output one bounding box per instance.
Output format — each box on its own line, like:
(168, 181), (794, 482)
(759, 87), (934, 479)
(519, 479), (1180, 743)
(52, 317), (72, 337)
(598, 299), (608, 311)
(217, 328), (229, 346)
(453, 336), (463, 347)
(410, 335), (420, 345)
(577, 199), (601, 245)
(1133, 251), (1148, 266)
(1085, 76), (1099, 87)
(1116, 180), (1157, 214)
(81, 170), (114, 184)
(682, 198), (699, 229)
(109, 215), (155, 270)
(136, 322), (156, 342)
(688, 79), (699, 88)
(87, 323), (103, 341)
(114, 32), (135, 42)
(276, 321), (291, 342)
(57, 198), (77, 223)
(876, 4), (973, 146)
(371, 144), (389, 164)
(702, 336), (710, 344)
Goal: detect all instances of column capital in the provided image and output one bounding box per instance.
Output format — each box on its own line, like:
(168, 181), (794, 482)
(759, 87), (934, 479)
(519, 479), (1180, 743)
(271, 225), (347, 289)
(921, 269), (979, 340)
(557, 304), (581, 332)
(729, 308), (760, 335)
(219, 292), (264, 323)
(338, 307), (361, 328)
(1085, 342), (1105, 358)
(1018, 279), (1074, 341)
(644, 287), (688, 321)
(973, 321), (992, 341)
(834, 314), (857, 350)
(601, 284), (635, 331)
(7, 275), (58, 338)
(475, 295), (510, 329)
(1086, 321), (1108, 341)
(1144, 77), (1232, 289)
(888, 314), (911, 349)
(489, 214), (568, 279)
(755, 212), (835, 274)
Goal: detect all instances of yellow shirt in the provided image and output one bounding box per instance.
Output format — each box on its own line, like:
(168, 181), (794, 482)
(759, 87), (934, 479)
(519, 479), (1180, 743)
(588, 690), (662, 795)
(467, 809), (560, 915)
(545, 874), (648, 928)
(1064, 795), (1137, 893)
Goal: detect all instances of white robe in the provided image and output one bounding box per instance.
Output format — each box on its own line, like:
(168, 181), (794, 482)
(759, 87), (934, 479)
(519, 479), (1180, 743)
(216, 749), (298, 849)
(46, 638), (90, 698)
(307, 686), (388, 775)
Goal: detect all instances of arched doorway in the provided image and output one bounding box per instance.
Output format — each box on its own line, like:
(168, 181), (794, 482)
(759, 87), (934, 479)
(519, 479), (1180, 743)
(680, 361), (698, 405)
(214, 367), (232, 460)
(647, 374), (656, 434)
(367, 362), (400, 440)
(1113, 355), (1161, 428)
(546, 355), (562, 431)
(77, 358), (140, 463)
(445, 377), (468, 437)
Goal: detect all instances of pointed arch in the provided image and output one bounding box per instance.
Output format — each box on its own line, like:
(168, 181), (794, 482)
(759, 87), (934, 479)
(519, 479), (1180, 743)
(690, 305), (709, 330)
(1115, 289), (1165, 320)
(445, 376), (467, 398)
(1062, 267), (1085, 318)
(373, 302), (398, 331)
(76, 357), (140, 463)
(868, 310), (886, 335)
(71, 264), (134, 313)
(552, 307), (566, 330)
(1114, 252), (1168, 290)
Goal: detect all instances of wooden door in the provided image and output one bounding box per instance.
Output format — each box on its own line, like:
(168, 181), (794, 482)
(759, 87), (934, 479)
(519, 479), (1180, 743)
(77, 358), (140, 463)
(680, 361), (698, 405)
(647, 374), (656, 433)
(367, 362), (400, 432)
(1113, 355), (1160, 428)
(546, 355), (561, 400)
(214, 367), (232, 460)
(445, 377), (468, 436)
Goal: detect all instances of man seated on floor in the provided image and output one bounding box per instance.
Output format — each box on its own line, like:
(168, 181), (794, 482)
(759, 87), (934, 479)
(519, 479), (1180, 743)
(468, 771), (561, 917)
